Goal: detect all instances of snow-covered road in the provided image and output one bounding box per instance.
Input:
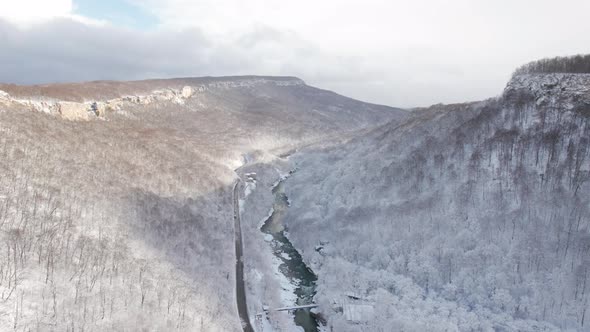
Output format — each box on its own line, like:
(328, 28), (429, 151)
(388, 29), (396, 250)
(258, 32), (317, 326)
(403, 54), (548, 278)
(233, 180), (255, 332)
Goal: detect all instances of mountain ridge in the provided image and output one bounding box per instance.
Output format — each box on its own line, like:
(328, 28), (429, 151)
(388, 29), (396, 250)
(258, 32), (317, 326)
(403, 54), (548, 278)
(0, 75), (305, 102)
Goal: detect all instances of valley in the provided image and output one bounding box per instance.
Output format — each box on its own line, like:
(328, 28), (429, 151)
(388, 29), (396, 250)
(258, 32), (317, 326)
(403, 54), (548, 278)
(0, 57), (589, 332)
(0, 76), (402, 331)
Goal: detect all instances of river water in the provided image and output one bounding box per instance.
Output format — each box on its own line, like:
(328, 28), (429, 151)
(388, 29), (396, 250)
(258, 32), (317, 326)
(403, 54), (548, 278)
(260, 180), (319, 332)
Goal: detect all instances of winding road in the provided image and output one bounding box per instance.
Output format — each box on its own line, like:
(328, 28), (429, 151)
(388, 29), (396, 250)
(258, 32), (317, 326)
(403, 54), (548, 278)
(233, 180), (254, 332)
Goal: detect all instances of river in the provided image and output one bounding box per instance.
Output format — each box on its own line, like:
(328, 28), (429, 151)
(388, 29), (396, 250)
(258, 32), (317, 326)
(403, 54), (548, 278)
(260, 180), (320, 332)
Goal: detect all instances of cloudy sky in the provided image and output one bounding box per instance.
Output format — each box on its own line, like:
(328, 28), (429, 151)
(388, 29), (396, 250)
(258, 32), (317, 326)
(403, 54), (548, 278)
(0, 0), (589, 107)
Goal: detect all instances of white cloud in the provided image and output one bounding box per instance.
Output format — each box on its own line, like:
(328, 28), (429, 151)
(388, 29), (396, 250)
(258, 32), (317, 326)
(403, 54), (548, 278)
(1, 0), (590, 107)
(125, 0), (590, 106)
(0, 0), (72, 23)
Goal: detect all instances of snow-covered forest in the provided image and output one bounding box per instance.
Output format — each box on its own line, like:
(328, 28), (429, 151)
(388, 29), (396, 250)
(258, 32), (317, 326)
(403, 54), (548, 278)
(1, 59), (589, 332)
(0, 77), (401, 331)
(513, 55), (590, 76)
(282, 70), (590, 331)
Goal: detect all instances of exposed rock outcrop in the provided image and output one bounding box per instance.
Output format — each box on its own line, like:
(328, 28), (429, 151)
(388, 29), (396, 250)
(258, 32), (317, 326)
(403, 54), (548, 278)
(0, 86), (197, 121)
(0, 78), (308, 121)
(57, 101), (93, 121)
(181, 86), (193, 98)
(504, 73), (590, 114)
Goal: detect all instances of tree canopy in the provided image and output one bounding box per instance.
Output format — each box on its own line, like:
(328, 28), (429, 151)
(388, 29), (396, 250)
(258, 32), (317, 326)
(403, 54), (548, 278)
(513, 54), (590, 76)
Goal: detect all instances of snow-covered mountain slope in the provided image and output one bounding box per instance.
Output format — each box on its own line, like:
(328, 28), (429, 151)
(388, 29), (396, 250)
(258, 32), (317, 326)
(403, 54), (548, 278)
(283, 72), (590, 331)
(0, 76), (404, 331)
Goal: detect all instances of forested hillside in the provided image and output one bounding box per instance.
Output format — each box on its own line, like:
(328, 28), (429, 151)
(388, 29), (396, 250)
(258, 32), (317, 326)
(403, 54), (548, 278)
(284, 71), (590, 331)
(513, 54), (590, 76)
(3, 59), (588, 332)
(0, 77), (403, 331)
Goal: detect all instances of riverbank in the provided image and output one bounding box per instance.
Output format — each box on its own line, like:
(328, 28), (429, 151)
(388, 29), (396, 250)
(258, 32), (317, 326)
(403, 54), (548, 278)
(260, 180), (319, 331)
(236, 157), (325, 332)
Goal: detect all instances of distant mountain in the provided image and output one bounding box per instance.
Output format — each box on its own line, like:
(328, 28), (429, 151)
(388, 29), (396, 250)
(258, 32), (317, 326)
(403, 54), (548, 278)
(283, 63), (590, 331)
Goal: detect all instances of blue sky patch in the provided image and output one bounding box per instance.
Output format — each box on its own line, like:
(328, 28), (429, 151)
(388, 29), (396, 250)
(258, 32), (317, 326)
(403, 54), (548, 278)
(73, 0), (158, 29)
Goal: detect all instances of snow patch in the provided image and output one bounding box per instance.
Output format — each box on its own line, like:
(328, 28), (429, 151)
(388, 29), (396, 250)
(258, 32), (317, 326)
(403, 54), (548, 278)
(271, 254), (298, 305)
(271, 169), (296, 189)
(239, 199), (245, 214)
(244, 181), (257, 198)
(259, 207), (275, 228)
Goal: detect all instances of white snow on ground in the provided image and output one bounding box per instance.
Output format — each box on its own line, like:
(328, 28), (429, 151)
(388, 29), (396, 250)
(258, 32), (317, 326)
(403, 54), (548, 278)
(255, 315), (275, 332)
(247, 237), (304, 332)
(271, 179), (282, 190)
(240, 162), (324, 332)
(244, 180), (257, 197)
(258, 207), (275, 228)
(0, 73), (403, 332)
(270, 170), (292, 189)
(239, 199), (245, 214)
(240, 181), (257, 214)
(271, 253), (298, 306)
(251, 240), (304, 332)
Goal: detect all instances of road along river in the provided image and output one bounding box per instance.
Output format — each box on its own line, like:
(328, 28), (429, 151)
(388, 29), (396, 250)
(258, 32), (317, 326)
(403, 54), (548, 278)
(233, 180), (255, 332)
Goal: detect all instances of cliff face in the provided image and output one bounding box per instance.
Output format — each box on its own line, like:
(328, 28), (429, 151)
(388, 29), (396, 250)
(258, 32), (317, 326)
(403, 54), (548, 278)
(0, 76), (304, 102)
(0, 84), (197, 121)
(505, 73), (590, 114)
(0, 78), (300, 121)
(283, 73), (590, 331)
(0, 77), (403, 130)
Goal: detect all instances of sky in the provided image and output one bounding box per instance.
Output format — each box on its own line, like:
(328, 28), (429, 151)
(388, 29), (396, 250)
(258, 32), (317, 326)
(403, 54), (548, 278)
(0, 0), (589, 107)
